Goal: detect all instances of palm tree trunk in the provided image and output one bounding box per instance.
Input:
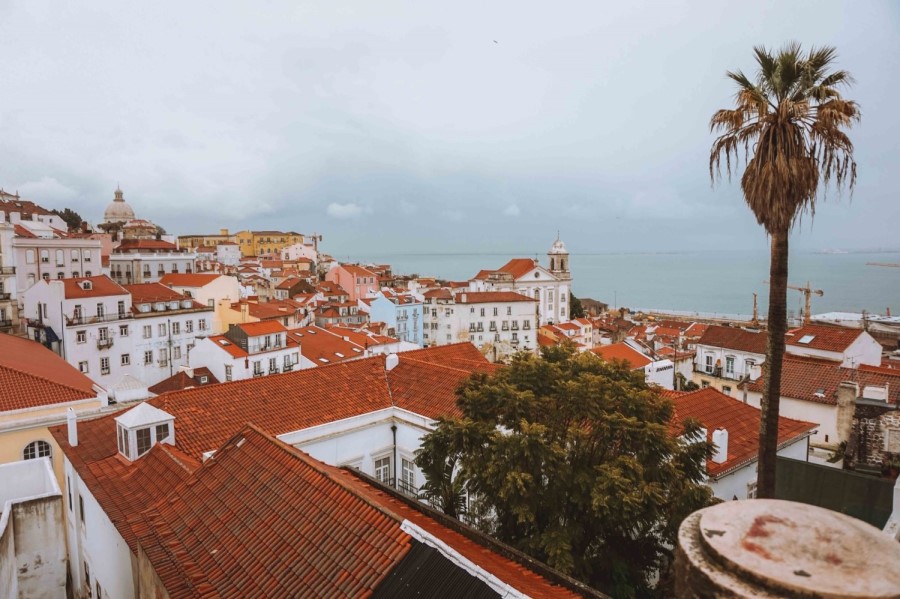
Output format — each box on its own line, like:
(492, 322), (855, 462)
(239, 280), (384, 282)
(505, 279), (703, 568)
(758, 229), (789, 498)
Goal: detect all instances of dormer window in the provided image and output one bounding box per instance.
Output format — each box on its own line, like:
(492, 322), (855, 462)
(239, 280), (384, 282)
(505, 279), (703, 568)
(82, 281), (92, 291)
(114, 403), (176, 461)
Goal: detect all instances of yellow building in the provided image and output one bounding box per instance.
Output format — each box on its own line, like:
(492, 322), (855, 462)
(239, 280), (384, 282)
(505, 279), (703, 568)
(234, 230), (305, 257)
(0, 334), (108, 488)
(177, 228), (236, 250)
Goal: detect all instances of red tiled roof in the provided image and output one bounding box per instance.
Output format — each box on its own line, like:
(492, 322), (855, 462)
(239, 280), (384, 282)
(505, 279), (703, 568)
(235, 320), (287, 336)
(745, 355), (900, 406)
(696, 325), (767, 354)
(148, 368), (219, 394)
(785, 324), (865, 353)
(340, 264), (377, 278)
(423, 288), (452, 300)
(288, 327), (366, 364)
(13, 223), (37, 238)
(669, 388), (816, 478)
(132, 425), (582, 598)
(159, 273), (223, 287)
(115, 239), (180, 252)
(684, 323), (709, 338)
(124, 282), (188, 304)
(497, 258), (541, 279)
(62, 275), (129, 299)
(590, 343), (652, 369)
(454, 291), (536, 304)
(0, 334), (97, 412)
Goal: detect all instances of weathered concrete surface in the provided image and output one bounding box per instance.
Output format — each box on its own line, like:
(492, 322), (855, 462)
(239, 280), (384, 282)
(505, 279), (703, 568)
(676, 499), (900, 598)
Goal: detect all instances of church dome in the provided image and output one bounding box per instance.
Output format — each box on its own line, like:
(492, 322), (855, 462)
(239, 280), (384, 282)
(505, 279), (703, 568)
(103, 188), (136, 224)
(548, 237), (568, 255)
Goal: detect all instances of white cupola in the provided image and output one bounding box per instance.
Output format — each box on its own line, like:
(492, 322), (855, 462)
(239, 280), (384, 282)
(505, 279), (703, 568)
(114, 402), (175, 461)
(547, 233), (570, 279)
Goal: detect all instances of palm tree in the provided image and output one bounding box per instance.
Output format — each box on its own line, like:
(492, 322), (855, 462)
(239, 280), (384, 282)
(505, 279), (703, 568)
(709, 43), (859, 498)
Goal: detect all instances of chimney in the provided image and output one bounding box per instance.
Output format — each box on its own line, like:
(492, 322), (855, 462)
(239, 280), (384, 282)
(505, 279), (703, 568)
(67, 407), (78, 447)
(460, 293), (466, 303)
(836, 381), (859, 444)
(385, 353), (400, 371)
(711, 428), (728, 464)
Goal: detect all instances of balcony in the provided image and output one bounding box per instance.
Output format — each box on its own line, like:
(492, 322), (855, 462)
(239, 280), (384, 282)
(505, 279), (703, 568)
(511, 323), (519, 331)
(96, 338), (114, 350)
(268, 367), (280, 374)
(501, 324), (509, 331)
(695, 365), (724, 378)
(67, 313), (133, 325)
(0, 267), (14, 275)
(0, 293), (11, 301)
(0, 319), (13, 329)
(389, 477), (419, 499)
(252, 371), (264, 378)
(510, 339), (520, 346)
(283, 364), (294, 372)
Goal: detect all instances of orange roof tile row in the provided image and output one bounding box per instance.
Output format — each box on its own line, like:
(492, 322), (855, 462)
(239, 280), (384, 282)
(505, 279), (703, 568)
(158, 273), (223, 287)
(785, 323), (866, 353)
(0, 334), (97, 412)
(696, 325), (767, 354)
(590, 343), (652, 369)
(62, 275), (129, 299)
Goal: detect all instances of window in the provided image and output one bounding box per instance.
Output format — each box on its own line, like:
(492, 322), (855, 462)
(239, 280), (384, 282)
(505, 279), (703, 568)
(76, 330), (86, 343)
(144, 350), (153, 365)
(725, 356), (735, 377)
(159, 348), (168, 366)
(23, 440), (52, 460)
(746, 480), (758, 499)
(400, 458), (416, 495)
(40, 249), (49, 263)
(185, 320), (193, 333)
(71, 272), (79, 278)
(173, 346), (181, 360)
(56, 249), (64, 266)
(198, 319), (207, 331)
(74, 304), (83, 319)
(136, 428), (151, 456)
(67, 476), (73, 510)
(100, 357), (110, 375)
(269, 357), (277, 372)
(158, 323), (167, 336)
(253, 361), (262, 375)
(57, 272), (64, 279)
(701, 380), (710, 388)
(119, 325), (129, 336)
(121, 354), (130, 366)
(171, 322), (180, 335)
(98, 327), (109, 341)
(143, 325), (152, 339)
(71, 249), (80, 262)
(705, 355), (714, 374)
(225, 365), (232, 382)
(156, 423), (170, 442)
(480, 308), (485, 317)
(78, 361), (89, 373)
(96, 303), (104, 317)
(117, 300), (126, 316)
(375, 456), (391, 484)
(42, 272), (50, 281)
(26, 249), (35, 264)
(493, 307), (498, 316)
(722, 385), (732, 395)
(506, 306), (512, 315)
(84, 250), (91, 262)
(79, 494), (85, 524)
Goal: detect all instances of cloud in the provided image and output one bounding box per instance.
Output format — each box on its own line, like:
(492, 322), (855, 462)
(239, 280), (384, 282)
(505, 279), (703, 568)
(503, 204), (521, 217)
(398, 200), (418, 216)
(15, 177), (78, 203)
(327, 202), (365, 219)
(440, 209), (464, 222)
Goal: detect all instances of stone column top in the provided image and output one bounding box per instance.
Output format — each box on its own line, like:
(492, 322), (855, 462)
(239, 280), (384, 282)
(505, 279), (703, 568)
(695, 499), (900, 598)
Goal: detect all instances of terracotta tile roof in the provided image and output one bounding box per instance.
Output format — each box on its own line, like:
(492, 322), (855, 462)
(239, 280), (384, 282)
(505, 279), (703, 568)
(423, 288), (453, 300)
(205, 333), (298, 359)
(454, 291), (536, 304)
(590, 343), (652, 369)
(0, 194), (55, 216)
(115, 239), (180, 252)
(148, 368), (219, 394)
(745, 355), (900, 406)
(785, 324), (865, 353)
(696, 325), (767, 354)
(124, 282), (189, 304)
(497, 258), (541, 279)
(13, 223), (37, 238)
(288, 327), (366, 364)
(62, 275), (129, 299)
(234, 320), (288, 336)
(326, 325), (397, 347)
(0, 334), (97, 412)
(684, 323), (709, 338)
(132, 425), (584, 598)
(158, 273), (223, 287)
(669, 388), (816, 478)
(341, 264), (377, 278)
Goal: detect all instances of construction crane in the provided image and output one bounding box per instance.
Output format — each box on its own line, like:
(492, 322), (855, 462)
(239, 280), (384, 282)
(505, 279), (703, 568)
(763, 280), (824, 326)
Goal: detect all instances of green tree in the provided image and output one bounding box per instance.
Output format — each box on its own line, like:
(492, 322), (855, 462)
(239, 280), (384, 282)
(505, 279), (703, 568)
(51, 208), (85, 231)
(569, 292), (585, 319)
(416, 346), (713, 597)
(710, 43), (858, 497)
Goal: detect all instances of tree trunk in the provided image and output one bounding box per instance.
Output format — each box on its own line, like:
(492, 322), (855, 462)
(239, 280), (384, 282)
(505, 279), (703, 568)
(757, 229), (789, 498)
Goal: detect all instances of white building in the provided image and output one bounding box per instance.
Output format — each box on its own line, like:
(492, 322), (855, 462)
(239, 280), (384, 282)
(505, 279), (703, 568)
(109, 239), (197, 285)
(12, 222), (103, 304)
(280, 240), (318, 263)
(215, 242), (241, 266)
(122, 283), (214, 386)
(423, 290), (537, 360)
(189, 320), (301, 382)
(159, 272), (242, 334)
(591, 342), (676, 390)
(784, 323), (882, 368)
(22, 276), (212, 388)
(693, 325), (767, 398)
(0, 222), (17, 333)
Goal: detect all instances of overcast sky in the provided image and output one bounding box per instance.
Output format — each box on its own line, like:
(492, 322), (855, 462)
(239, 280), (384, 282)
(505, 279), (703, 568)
(1, 1), (897, 255)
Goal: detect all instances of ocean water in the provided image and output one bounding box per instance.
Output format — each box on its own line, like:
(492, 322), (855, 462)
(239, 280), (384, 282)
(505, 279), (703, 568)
(349, 250), (900, 319)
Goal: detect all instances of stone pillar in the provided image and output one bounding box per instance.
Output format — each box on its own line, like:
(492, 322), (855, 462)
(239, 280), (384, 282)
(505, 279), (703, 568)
(675, 499), (900, 598)
(836, 380), (859, 445)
